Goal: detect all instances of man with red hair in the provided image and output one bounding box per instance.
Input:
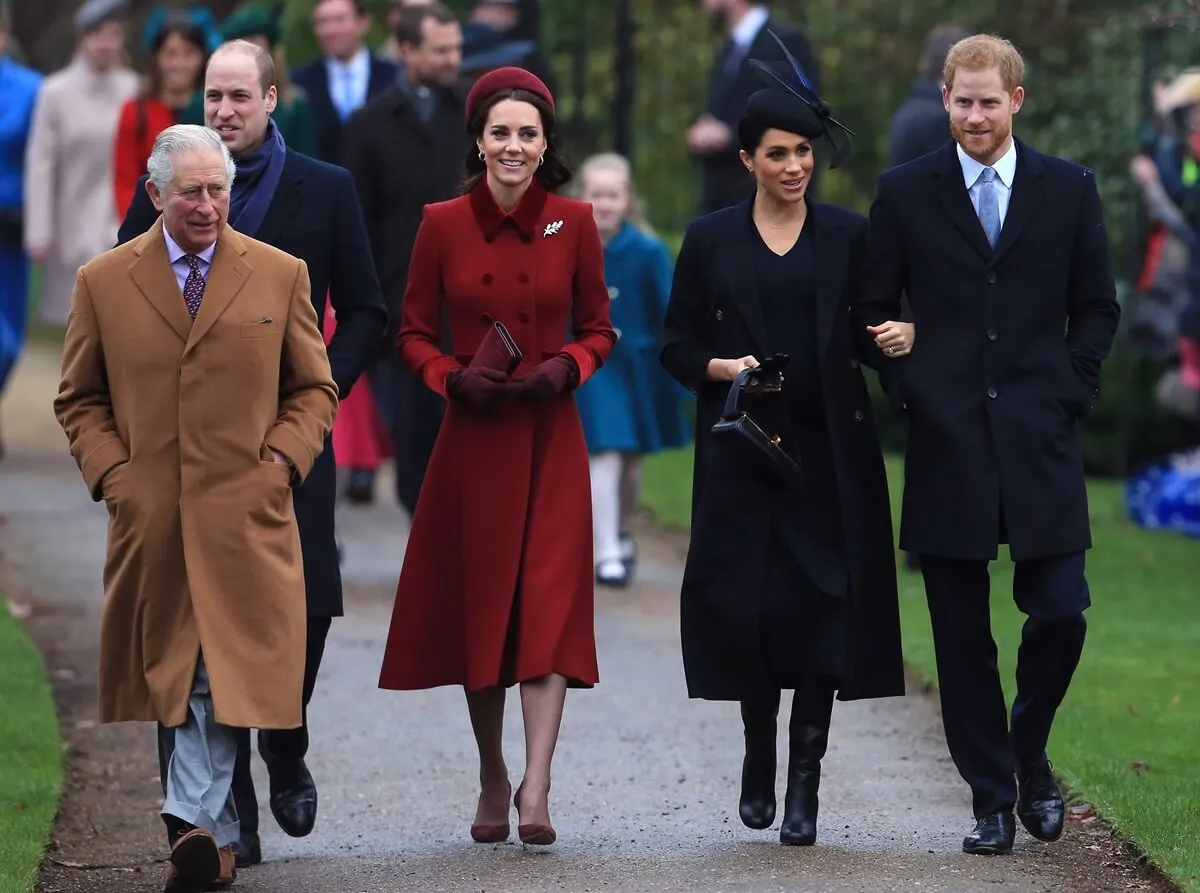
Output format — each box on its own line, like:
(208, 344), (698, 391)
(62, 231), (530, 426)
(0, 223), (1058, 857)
(855, 33), (1121, 856)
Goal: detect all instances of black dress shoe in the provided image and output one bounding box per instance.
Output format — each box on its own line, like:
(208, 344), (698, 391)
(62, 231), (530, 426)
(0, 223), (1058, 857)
(963, 812), (1016, 855)
(738, 700), (778, 830)
(230, 832), (261, 868)
(268, 757), (318, 838)
(345, 469), (375, 505)
(1017, 760), (1065, 842)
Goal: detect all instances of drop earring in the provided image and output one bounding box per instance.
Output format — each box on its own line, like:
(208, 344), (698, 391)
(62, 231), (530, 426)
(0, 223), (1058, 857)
(538, 154), (545, 166)
(479, 151), (486, 161)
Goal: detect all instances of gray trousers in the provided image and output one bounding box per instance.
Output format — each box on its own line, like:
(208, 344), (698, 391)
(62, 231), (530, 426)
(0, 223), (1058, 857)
(161, 657), (240, 847)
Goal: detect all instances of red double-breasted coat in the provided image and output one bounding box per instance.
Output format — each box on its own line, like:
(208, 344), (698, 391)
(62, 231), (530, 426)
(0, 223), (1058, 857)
(378, 180), (616, 692)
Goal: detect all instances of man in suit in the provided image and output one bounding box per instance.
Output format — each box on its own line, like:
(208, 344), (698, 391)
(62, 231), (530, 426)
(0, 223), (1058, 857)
(344, 1), (467, 516)
(119, 39), (386, 867)
(887, 24), (969, 168)
(291, 0), (398, 166)
(855, 34), (1121, 855)
(56, 124), (338, 893)
(688, 0), (819, 214)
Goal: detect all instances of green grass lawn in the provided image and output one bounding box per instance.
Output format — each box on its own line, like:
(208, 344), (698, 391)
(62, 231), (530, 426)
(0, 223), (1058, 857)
(641, 446), (1200, 892)
(0, 597), (63, 893)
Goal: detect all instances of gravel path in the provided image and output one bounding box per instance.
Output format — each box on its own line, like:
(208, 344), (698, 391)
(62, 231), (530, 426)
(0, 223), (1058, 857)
(0, 342), (1168, 893)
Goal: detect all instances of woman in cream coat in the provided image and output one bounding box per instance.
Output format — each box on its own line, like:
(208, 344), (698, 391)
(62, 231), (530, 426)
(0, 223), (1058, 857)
(23, 0), (137, 326)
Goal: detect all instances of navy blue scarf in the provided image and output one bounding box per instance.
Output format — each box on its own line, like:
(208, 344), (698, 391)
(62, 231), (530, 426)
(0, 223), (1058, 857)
(229, 119), (287, 238)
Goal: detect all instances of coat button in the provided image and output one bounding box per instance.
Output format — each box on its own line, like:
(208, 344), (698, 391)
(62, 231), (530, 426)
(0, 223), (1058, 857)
(480, 312), (492, 324)
(853, 409), (864, 421)
(518, 273), (529, 284)
(481, 273), (493, 285)
(987, 386), (997, 399)
(987, 271), (997, 284)
(850, 358), (860, 370)
(715, 309), (724, 321)
(518, 312), (530, 323)
(986, 328), (997, 341)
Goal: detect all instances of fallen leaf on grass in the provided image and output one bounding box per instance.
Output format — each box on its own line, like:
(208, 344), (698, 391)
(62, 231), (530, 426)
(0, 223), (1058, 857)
(5, 597), (32, 619)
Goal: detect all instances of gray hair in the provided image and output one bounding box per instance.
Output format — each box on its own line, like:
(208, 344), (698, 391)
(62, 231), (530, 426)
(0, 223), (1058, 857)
(146, 124), (236, 194)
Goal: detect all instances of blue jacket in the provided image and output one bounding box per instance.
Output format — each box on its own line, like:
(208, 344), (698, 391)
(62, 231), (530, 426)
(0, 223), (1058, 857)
(0, 57), (42, 211)
(575, 222), (691, 454)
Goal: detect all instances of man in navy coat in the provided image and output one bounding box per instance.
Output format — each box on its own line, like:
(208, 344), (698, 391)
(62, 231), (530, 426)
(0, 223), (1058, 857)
(118, 39), (387, 867)
(855, 34), (1120, 856)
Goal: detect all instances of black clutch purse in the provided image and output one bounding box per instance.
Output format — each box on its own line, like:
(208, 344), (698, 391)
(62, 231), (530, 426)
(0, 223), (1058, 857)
(710, 355), (803, 492)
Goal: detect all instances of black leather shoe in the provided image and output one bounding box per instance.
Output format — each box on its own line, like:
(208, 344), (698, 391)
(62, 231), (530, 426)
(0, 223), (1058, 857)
(345, 469), (375, 505)
(1017, 760), (1065, 842)
(230, 832), (261, 868)
(268, 757), (318, 838)
(738, 700), (778, 830)
(963, 812), (1016, 855)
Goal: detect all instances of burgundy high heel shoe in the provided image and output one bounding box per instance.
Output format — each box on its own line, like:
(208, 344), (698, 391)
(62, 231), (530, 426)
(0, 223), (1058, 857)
(514, 783), (556, 846)
(470, 782), (511, 843)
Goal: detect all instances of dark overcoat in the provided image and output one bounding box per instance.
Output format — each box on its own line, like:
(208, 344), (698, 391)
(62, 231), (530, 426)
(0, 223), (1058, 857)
(660, 199), (905, 703)
(853, 139), (1121, 561)
(119, 151), (388, 617)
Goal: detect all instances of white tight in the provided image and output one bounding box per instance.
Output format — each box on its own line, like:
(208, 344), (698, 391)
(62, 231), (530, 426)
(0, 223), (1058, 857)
(589, 451), (624, 564)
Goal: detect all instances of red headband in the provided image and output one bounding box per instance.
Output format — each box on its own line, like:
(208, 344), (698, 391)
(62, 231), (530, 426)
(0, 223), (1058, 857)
(466, 67), (555, 121)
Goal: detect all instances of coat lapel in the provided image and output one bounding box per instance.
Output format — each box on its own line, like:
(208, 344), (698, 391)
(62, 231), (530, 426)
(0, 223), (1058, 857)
(129, 219), (191, 345)
(810, 203), (846, 363)
(254, 155), (303, 246)
(721, 199), (770, 355)
(931, 141), (993, 262)
(990, 139), (1046, 265)
(184, 227), (252, 357)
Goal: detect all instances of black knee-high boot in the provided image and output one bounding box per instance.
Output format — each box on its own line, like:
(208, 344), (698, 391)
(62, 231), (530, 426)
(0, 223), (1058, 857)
(779, 677), (835, 845)
(738, 693), (781, 830)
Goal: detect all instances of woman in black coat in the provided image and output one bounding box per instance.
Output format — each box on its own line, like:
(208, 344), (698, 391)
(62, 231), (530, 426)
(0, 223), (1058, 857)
(660, 61), (912, 846)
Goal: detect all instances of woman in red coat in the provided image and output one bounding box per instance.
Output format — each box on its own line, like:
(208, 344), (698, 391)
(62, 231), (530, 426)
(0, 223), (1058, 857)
(377, 68), (615, 847)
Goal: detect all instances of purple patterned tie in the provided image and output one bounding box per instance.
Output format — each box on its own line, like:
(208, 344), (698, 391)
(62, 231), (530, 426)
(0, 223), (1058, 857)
(182, 255), (205, 320)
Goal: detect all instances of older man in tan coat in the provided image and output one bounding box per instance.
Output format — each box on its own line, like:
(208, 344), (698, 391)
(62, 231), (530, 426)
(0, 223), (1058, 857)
(54, 124), (337, 892)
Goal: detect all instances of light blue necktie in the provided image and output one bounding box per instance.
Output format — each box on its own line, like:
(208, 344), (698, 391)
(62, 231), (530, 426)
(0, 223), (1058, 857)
(337, 66), (355, 121)
(976, 166), (1001, 248)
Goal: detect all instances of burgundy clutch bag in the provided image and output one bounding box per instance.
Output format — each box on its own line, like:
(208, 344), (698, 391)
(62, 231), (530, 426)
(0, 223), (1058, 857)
(470, 321), (523, 375)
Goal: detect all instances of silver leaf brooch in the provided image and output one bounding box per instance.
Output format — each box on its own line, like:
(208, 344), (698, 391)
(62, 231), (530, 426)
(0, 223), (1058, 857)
(543, 219), (564, 238)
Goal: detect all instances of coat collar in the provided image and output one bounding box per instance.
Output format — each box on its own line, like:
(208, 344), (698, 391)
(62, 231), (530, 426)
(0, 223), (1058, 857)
(469, 177), (549, 243)
(129, 218), (252, 356)
(253, 151), (303, 247)
(931, 136), (1046, 265)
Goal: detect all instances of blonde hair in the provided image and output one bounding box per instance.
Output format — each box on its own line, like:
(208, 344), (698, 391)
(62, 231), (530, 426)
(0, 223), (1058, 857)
(577, 152), (656, 236)
(943, 34), (1025, 93)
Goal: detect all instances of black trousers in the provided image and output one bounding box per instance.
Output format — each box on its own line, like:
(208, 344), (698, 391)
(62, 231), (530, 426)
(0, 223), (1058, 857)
(368, 353), (442, 516)
(158, 617), (333, 837)
(919, 552), (1089, 817)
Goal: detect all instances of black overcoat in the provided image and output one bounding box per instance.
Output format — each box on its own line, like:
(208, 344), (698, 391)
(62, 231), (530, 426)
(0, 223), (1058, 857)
(118, 151), (388, 618)
(853, 139), (1121, 561)
(661, 199), (905, 703)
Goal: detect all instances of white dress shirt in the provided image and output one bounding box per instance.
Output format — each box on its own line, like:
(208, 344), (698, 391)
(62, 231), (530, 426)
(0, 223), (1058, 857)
(721, 4), (769, 75)
(958, 139), (1017, 226)
(164, 229), (215, 294)
(325, 48), (370, 118)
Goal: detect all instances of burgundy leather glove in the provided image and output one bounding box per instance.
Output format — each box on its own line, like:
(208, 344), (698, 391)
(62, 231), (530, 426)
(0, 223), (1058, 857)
(514, 354), (579, 401)
(445, 366), (511, 410)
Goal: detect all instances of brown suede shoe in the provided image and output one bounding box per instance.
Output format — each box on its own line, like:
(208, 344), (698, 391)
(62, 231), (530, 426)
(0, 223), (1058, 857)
(164, 828), (220, 891)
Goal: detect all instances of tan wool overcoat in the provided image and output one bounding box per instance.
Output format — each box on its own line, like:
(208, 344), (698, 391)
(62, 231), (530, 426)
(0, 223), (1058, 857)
(53, 219), (339, 730)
